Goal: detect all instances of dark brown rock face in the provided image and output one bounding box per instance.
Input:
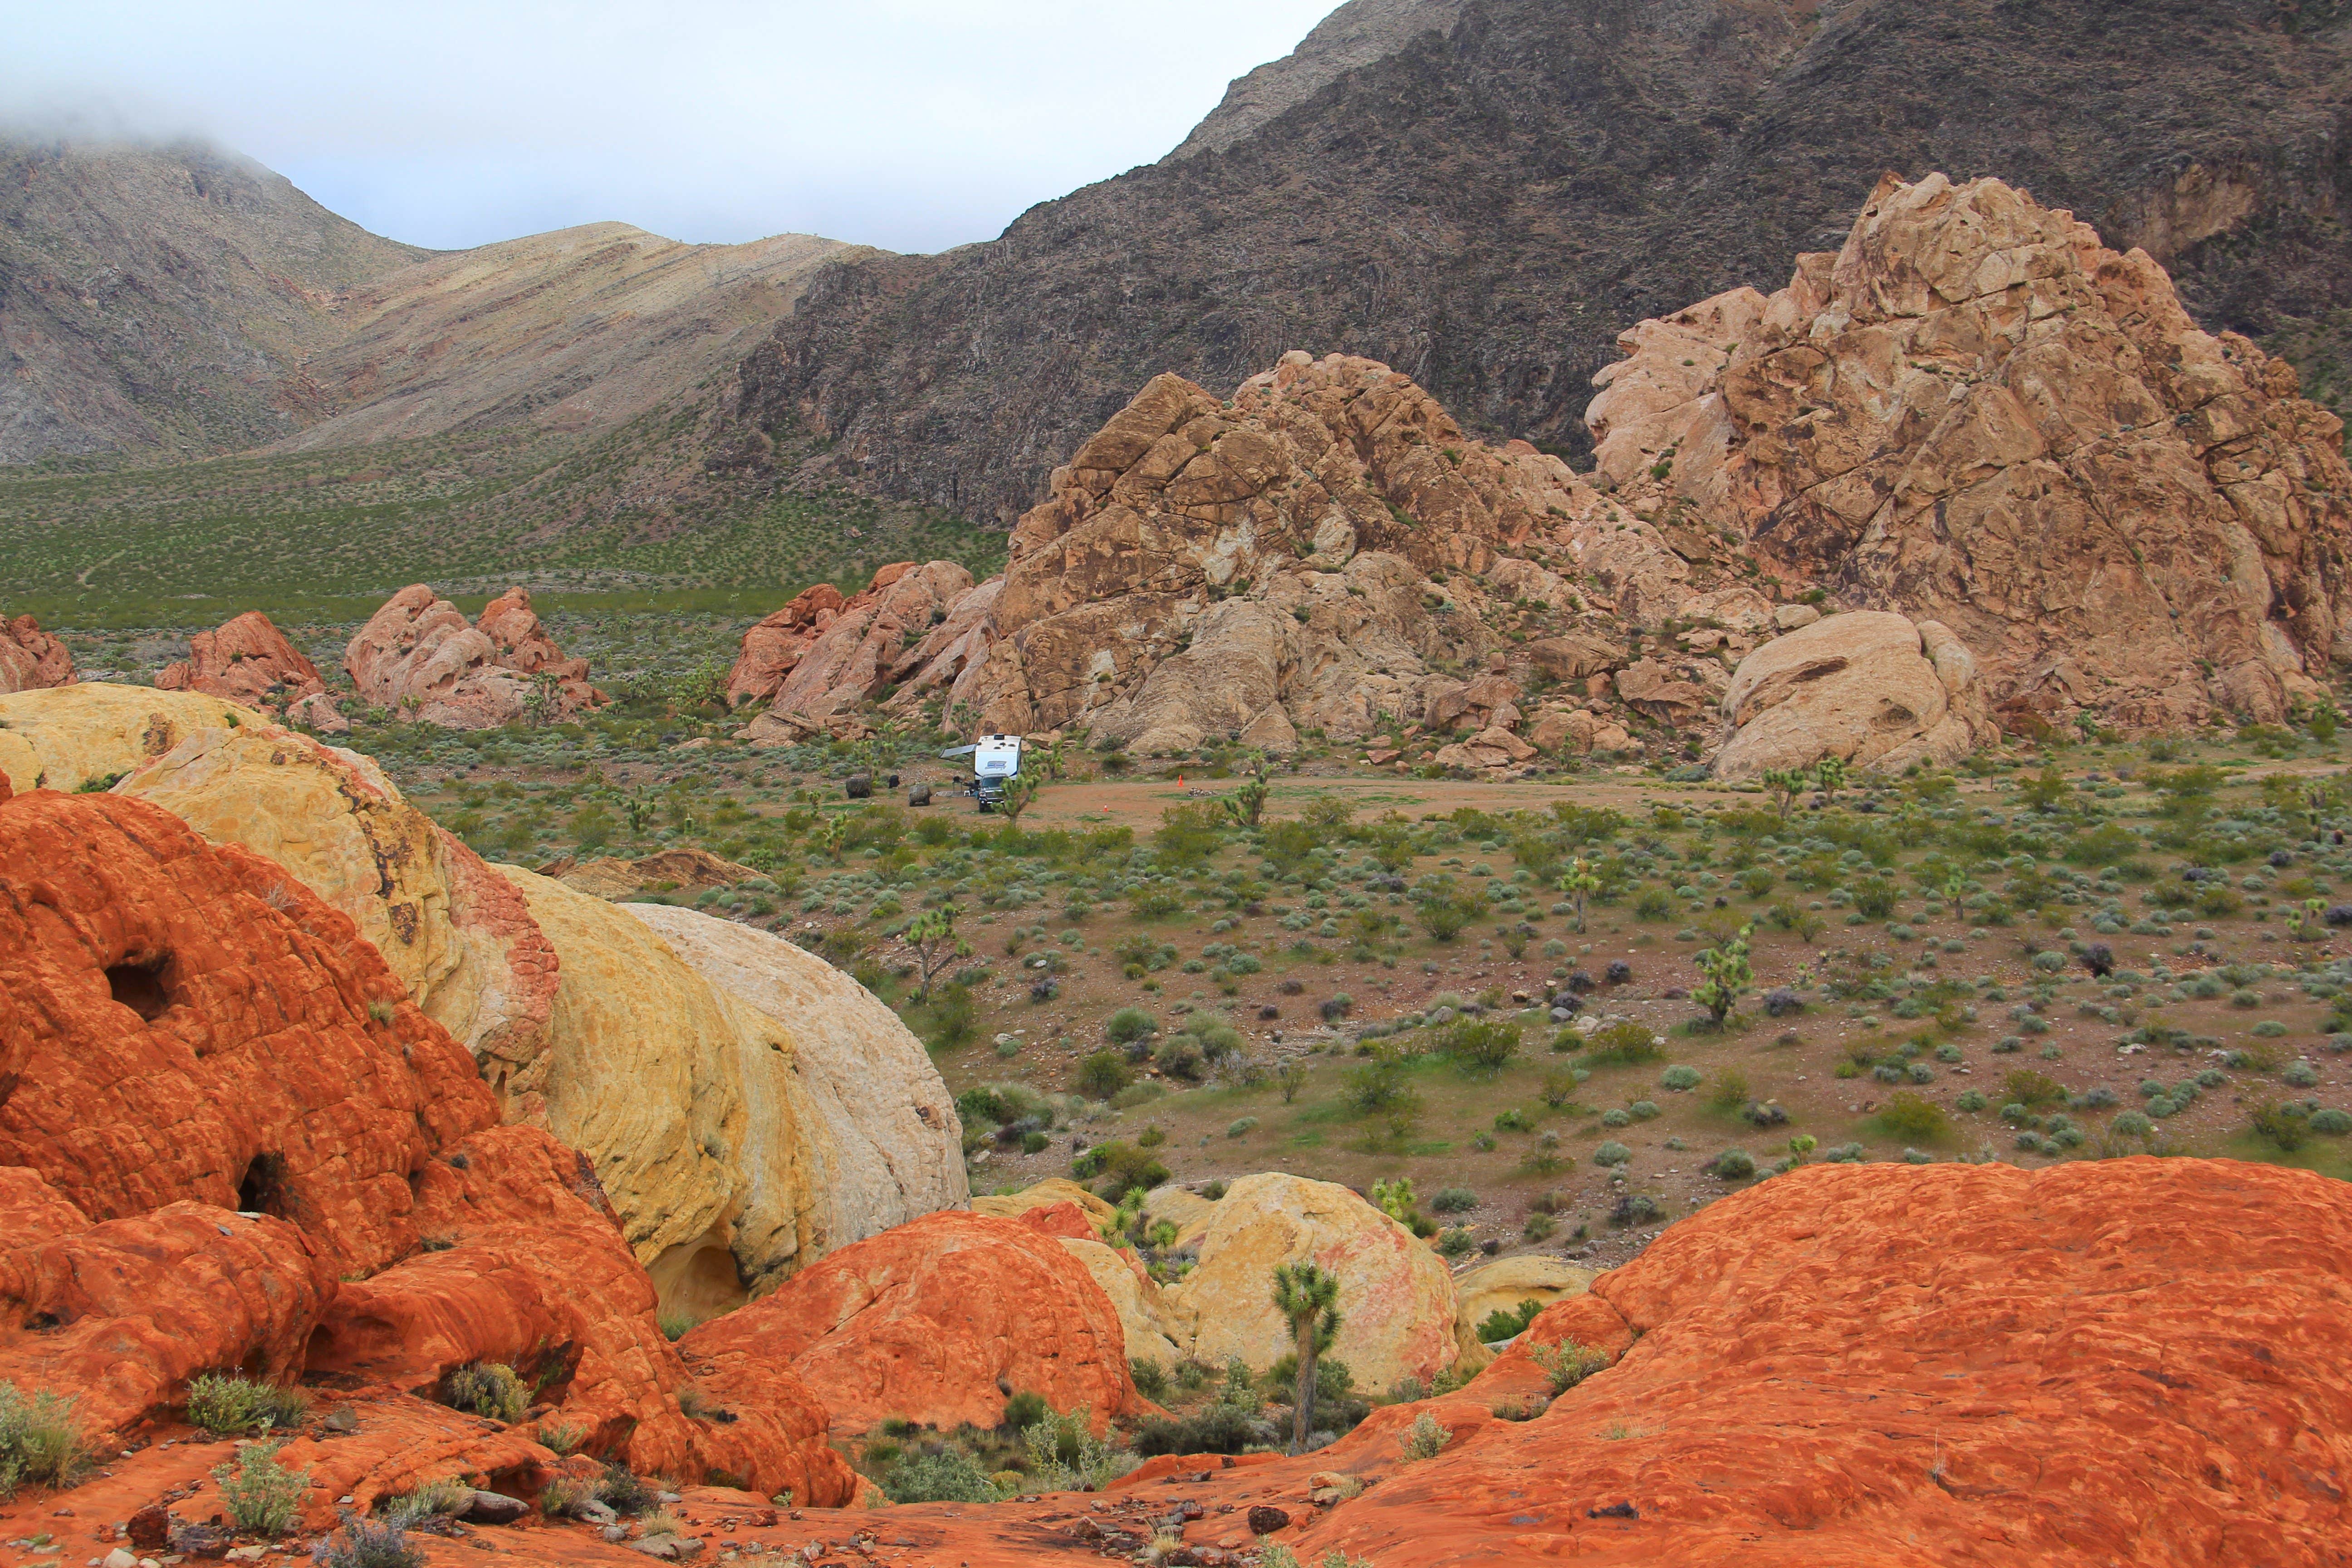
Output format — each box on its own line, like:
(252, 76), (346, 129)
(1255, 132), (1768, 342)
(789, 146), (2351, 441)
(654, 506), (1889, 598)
(732, 0), (2352, 524)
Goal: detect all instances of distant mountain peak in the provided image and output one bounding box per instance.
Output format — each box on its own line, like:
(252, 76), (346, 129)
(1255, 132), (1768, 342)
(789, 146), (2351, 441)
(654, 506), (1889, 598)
(1167, 0), (1467, 161)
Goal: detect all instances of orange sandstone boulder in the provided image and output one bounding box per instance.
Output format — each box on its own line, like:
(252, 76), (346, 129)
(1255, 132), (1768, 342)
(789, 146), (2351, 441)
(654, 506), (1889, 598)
(681, 1210), (1151, 1436)
(0, 613), (76, 694)
(153, 610), (324, 706)
(0, 787), (853, 1506)
(738, 560), (974, 743)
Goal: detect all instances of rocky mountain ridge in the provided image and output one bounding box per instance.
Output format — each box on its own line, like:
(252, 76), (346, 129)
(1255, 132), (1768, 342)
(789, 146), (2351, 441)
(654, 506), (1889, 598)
(726, 176), (2351, 766)
(735, 0), (2352, 525)
(0, 134), (862, 467)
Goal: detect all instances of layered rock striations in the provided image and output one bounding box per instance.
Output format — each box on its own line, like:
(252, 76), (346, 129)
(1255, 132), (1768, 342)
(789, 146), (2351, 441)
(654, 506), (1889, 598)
(0, 781), (855, 1504)
(496, 872), (967, 1318)
(344, 585), (605, 729)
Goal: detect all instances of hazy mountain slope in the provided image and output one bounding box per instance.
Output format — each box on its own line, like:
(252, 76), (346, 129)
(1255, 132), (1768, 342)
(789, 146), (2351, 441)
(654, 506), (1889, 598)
(0, 134), (427, 463)
(733, 0), (2352, 525)
(277, 224), (867, 449)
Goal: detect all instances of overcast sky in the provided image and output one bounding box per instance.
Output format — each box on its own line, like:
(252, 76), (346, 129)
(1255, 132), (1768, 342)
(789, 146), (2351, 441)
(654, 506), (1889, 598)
(0, 0), (1339, 254)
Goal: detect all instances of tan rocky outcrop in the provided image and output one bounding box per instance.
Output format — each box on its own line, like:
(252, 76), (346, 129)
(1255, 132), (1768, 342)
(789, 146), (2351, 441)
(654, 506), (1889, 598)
(0, 683), (250, 793)
(622, 904), (969, 1272)
(1592, 173), (2352, 731)
(1058, 1237), (1186, 1370)
(561, 847), (760, 900)
(1453, 1254), (1597, 1358)
(0, 613), (76, 694)
(153, 610), (324, 706)
(1715, 610), (1995, 781)
(497, 871), (961, 1319)
(344, 585), (603, 728)
(1156, 1172), (1458, 1393)
(971, 1176), (1119, 1230)
(738, 561), (974, 742)
(896, 354), (1677, 744)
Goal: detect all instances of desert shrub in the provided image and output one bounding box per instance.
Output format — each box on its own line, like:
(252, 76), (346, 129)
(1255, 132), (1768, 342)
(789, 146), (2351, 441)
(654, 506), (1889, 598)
(1582, 1023), (1661, 1066)
(2250, 1101), (2309, 1152)
(1132, 1402), (1259, 1456)
(1475, 1300), (1545, 1343)
(1592, 1141), (1631, 1166)
(1872, 1092), (1950, 1143)
(213, 1441), (309, 1534)
(885, 1448), (1003, 1504)
(1398, 1412), (1450, 1462)
(587, 1462), (652, 1516)
(1437, 1018), (1519, 1071)
(1429, 1186), (1479, 1215)
(0, 1382), (81, 1498)
(2310, 1108), (2352, 1135)
(2003, 1069), (2069, 1108)
(1608, 1192), (1664, 1227)
(311, 1517), (425, 1568)
(1706, 1068), (1753, 1113)
(1705, 1148), (1757, 1180)
(445, 1362), (527, 1422)
(1530, 1339), (1609, 1393)
(1130, 1359), (1171, 1399)
(1074, 1050), (1132, 1099)
(1073, 1140), (1169, 1200)
(1659, 1064), (1700, 1092)
(186, 1373), (311, 1436)
(1106, 1006), (1158, 1044)
(1226, 1117), (1259, 1138)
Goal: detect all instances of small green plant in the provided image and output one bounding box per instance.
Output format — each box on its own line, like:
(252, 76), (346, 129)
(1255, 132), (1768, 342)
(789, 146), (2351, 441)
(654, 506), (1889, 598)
(445, 1362), (527, 1423)
(312, 1518), (425, 1568)
(536, 1419), (587, 1457)
(1106, 1006), (1159, 1045)
(1873, 1091), (1951, 1143)
(1398, 1411), (1450, 1462)
(186, 1373), (313, 1436)
(1530, 1339), (1609, 1394)
(0, 1382), (82, 1498)
(1559, 858), (1602, 932)
(1475, 1299), (1545, 1343)
(212, 1441), (310, 1534)
(905, 906), (970, 1000)
(598, 1462), (656, 1515)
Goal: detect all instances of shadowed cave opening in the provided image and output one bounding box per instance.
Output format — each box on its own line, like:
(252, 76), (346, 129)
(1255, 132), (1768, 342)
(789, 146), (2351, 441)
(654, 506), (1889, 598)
(106, 957), (171, 1021)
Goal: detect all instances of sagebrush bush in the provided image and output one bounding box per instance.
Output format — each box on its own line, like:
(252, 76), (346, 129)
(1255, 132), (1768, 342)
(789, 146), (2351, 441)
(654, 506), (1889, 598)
(212, 1441), (309, 1534)
(1873, 1091), (1950, 1143)
(1429, 1186), (1479, 1214)
(186, 1372), (311, 1436)
(0, 1382), (81, 1498)
(885, 1448), (1003, 1504)
(445, 1362), (526, 1423)
(1398, 1411), (1450, 1462)
(311, 1517), (425, 1568)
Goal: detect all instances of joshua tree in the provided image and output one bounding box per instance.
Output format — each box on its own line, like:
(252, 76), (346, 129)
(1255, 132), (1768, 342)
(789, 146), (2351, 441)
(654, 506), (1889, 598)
(1692, 922), (1754, 1029)
(1560, 858), (1602, 933)
(1222, 767), (1272, 829)
(1760, 768), (1807, 820)
(1270, 1261), (1343, 1455)
(905, 906), (968, 1000)
(1813, 755), (1847, 803)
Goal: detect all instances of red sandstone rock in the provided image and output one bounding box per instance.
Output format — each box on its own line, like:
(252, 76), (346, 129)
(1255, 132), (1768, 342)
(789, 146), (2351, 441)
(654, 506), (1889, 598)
(0, 788), (852, 1508)
(343, 586), (604, 728)
(0, 613), (75, 694)
(1016, 1200), (1100, 1242)
(725, 582), (848, 709)
(681, 1210), (1151, 1436)
(737, 561), (974, 742)
(153, 611), (324, 706)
